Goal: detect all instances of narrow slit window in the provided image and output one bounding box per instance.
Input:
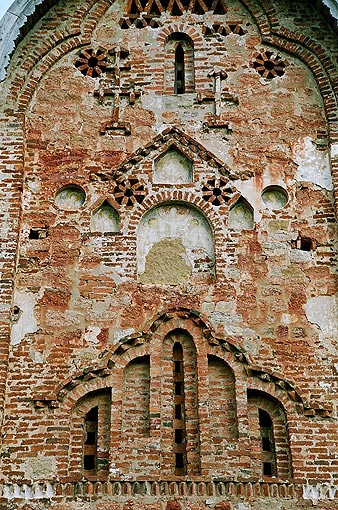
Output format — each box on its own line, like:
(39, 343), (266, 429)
(259, 409), (277, 477)
(83, 406), (98, 475)
(173, 342), (187, 475)
(175, 43), (185, 94)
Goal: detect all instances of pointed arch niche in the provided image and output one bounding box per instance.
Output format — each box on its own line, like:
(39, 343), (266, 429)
(90, 200), (120, 233)
(228, 197), (254, 231)
(164, 33), (195, 94)
(137, 203), (215, 285)
(153, 147), (193, 184)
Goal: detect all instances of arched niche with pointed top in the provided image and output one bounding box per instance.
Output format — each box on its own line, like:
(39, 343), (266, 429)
(228, 197), (254, 230)
(153, 147), (193, 184)
(137, 203), (215, 285)
(90, 200), (120, 233)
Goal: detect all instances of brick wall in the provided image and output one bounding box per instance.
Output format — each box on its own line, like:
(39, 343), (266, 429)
(0, 0), (337, 509)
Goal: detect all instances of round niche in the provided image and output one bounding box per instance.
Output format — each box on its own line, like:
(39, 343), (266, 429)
(55, 185), (86, 211)
(261, 186), (288, 210)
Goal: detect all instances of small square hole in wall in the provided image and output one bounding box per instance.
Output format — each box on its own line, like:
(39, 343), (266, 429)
(292, 236), (315, 251)
(29, 227), (48, 239)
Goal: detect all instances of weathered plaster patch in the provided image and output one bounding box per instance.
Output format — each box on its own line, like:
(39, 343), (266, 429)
(140, 238), (192, 285)
(305, 294), (338, 340)
(154, 148), (192, 184)
(23, 456), (57, 480)
(10, 290), (39, 345)
(290, 249), (313, 263)
(45, 310), (83, 328)
(293, 137), (333, 190)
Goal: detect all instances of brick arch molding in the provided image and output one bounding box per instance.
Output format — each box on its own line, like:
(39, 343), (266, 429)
(52, 308), (321, 419)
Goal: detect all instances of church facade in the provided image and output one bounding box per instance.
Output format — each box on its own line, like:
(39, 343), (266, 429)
(0, 0), (338, 508)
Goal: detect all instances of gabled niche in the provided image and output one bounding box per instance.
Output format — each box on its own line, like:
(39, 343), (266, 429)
(228, 198), (254, 230)
(153, 148), (193, 184)
(90, 201), (120, 233)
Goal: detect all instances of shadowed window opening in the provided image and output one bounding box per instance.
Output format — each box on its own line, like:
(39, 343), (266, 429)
(173, 342), (187, 475)
(83, 406), (98, 475)
(175, 43), (185, 94)
(259, 409), (277, 477)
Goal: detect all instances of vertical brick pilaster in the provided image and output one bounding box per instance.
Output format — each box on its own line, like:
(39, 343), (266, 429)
(0, 114), (24, 431)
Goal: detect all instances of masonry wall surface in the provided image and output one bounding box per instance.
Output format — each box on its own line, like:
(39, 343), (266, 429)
(0, 0), (338, 509)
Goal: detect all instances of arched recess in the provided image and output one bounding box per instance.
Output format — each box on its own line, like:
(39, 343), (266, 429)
(208, 355), (239, 443)
(153, 146), (193, 184)
(137, 202), (215, 285)
(122, 355), (150, 438)
(228, 197), (254, 231)
(70, 389), (111, 481)
(164, 33), (195, 94)
(247, 390), (292, 479)
(90, 200), (120, 233)
(161, 328), (200, 476)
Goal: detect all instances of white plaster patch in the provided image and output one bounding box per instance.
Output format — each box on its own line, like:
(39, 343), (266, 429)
(290, 249), (313, 263)
(305, 294), (338, 338)
(2, 482), (55, 500)
(112, 328), (135, 343)
(10, 290), (39, 346)
(293, 136), (333, 190)
(303, 483), (337, 504)
(331, 143), (338, 158)
(84, 326), (101, 344)
(237, 503), (251, 510)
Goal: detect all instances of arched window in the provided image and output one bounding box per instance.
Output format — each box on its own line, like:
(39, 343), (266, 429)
(248, 391), (292, 479)
(164, 33), (195, 94)
(70, 390), (111, 481)
(162, 329), (200, 476)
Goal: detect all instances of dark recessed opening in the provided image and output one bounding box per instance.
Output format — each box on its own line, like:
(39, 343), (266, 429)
(174, 361), (182, 373)
(175, 429), (183, 443)
(88, 56), (99, 68)
(175, 382), (183, 395)
(213, 188), (222, 196)
(124, 188), (133, 197)
(259, 409), (272, 427)
(262, 436), (271, 451)
(85, 432), (96, 445)
(175, 452), (184, 468)
(84, 455), (96, 470)
(263, 462), (272, 476)
(264, 60), (275, 70)
(175, 404), (182, 419)
(300, 237), (313, 251)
